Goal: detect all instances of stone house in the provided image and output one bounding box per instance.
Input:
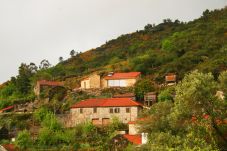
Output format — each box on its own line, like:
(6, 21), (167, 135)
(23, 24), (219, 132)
(33, 80), (64, 97)
(80, 74), (101, 89)
(165, 73), (177, 86)
(70, 98), (143, 126)
(144, 92), (157, 107)
(80, 72), (141, 89)
(124, 118), (148, 145)
(102, 72), (141, 88)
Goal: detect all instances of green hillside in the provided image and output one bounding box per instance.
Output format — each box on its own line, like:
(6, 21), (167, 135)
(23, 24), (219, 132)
(0, 7), (226, 105)
(0, 7), (227, 151)
(43, 7), (227, 83)
(0, 7), (227, 103)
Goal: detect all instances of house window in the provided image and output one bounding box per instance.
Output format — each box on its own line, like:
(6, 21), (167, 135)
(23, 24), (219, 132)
(84, 82), (86, 89)
(114, 108), (120, 113)
(93, 108), (97, 113)
(108, 80), (127, 87)
(80, 108), (83, 114)
(110, 108), (120, 113)
(126, 108), (130, 113)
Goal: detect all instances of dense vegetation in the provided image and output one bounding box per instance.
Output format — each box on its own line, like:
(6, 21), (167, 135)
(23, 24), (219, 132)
(0, 7), (226, 151)
(139, 70), (227, 150)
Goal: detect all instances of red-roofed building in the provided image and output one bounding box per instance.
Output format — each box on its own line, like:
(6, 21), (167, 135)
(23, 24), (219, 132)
(124, 118), (148, 145)
(103, 72), (141, 88)
(165, 73), (177, 86)
(123, 134), (142, 145)
(0, 144), (15, 151)
(80, 72), (141, 89)
(70, 98), (143, 126)
(80, 73), (101, 89)
(0, 106), (14, 113)
(34, 80), (64, 97)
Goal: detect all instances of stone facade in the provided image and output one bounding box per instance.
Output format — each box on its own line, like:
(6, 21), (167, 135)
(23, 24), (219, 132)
(71, 106), (141, 126)
(81, 72), (141, 89)
(128, 123), (140, 135)
(33, 80), (64, 97)
(80, 74), (101, 89)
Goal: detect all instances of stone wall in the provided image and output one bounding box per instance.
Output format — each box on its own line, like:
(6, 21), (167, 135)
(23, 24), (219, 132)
(81, 74), (101, 89)
(125, 78), (137, 87)
(89, 74), (101, 88)
(129, 123), (140, 135)
(81, 79), (90, 89)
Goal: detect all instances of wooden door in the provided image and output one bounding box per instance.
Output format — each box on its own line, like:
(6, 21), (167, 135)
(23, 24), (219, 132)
(102, 118), (110, 126)
(92, 118), (100, 125)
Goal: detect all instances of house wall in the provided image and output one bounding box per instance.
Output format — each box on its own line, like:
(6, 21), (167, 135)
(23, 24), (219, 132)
(81, 79), (90, 89)
(34, 82), (41, 96)
(125, 78), (137, 87)
(101, 79), (108, 88)
(129, 123), (140, 135)
(71, 106), (141, 126)
(89, 74), (101, 88)
(102, 77), (139, 88)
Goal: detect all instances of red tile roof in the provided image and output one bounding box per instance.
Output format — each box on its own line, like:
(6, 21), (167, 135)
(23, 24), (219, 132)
(38, 80), (64, 86)
(0, 106), (14, 112)
(123, 134), (142, 145)
(128, 117), (148, 124)
(165, 74), (176, 82)
(71, 98), (143, 108)
(2, 144), (15, 151)
(104, 72), (141, 80)
(113, 93), (135, 98)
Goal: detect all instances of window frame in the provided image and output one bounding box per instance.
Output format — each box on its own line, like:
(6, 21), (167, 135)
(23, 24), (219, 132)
(79, 108), (83, 114)
(126, 107), (131, 113)
(93, 107), (97, 113)
(114, 108), (120, 113)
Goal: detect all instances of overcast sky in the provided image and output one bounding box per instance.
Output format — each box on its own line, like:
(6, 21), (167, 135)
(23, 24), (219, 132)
(0, 0), (226, 83)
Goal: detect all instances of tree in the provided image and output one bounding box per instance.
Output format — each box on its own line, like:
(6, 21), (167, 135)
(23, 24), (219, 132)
(15, 130), (32, 150)
(170, 70), (227, 148)
(158, 87), (174, 102)
(218, 70), (227, 92)
(39, 59), (51, 70)
(59, 56), (64, 63)
(138, 71), (226, 150)
(70, 50), (76, 57)
(16, 63), (34, 95)
(28, 62), (38, 73)
(134, 79), (155, 101)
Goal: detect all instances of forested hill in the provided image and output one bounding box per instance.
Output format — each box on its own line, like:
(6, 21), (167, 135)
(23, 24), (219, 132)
(40, 7), (227, 83)
(0, 7), (227, 100)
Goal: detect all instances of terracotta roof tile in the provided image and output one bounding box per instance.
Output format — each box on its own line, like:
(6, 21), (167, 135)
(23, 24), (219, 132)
(38, 80), (64, 86)
(71, 98), (143, 108)
(0, 106), (14, 112)
(165, 74), (176, 82)
(113, 93), (135, 98)
(2, 144), (15, 151)
(128, 117), (148, 124)
(123, 134), (142, 145)
(104, 72), (141, 80)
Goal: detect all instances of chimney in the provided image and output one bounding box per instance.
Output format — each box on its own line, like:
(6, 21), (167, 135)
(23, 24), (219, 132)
(142, 133), (148, 144)
(107, 72), (114, 76)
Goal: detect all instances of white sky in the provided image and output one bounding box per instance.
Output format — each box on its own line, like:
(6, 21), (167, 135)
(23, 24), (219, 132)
(0, 0), (226, 83)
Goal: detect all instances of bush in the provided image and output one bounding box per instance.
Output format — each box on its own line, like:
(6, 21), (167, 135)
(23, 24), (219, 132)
(158, 87), (175, 102)
(134, 79), (155, 101)
(15, 130), (33, 150)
